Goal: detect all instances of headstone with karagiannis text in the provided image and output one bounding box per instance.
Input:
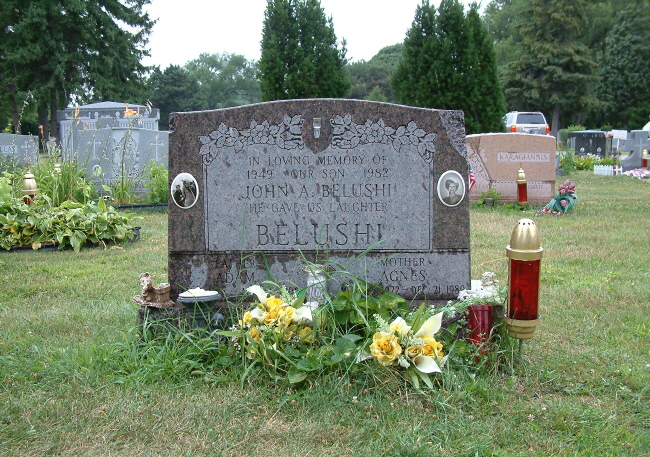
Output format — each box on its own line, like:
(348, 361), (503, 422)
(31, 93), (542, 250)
(466, 133), (556, 203)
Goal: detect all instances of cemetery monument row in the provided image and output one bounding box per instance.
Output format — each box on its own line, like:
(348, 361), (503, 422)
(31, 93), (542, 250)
(168, 99), (470, 302)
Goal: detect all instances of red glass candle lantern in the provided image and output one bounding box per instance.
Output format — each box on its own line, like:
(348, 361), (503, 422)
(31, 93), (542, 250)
(504, 219), (543, 339)
(517, 166), (528, 208)
(467, 304), (493, 356)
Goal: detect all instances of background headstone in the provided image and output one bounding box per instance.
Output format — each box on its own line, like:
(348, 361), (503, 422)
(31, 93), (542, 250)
(620, 130), (647, 171)
(0, 133), (38, 167)
(466, 133), (556, 203)
(567, 130), (606, 156)
(57, 102), (168, 195)
(168, 99), (470, 302)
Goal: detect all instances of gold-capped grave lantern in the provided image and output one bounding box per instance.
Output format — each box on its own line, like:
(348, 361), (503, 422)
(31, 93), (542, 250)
(504, 218), (543, 340)
(517, 165), (528, 208)
(22, 171), (39, 205)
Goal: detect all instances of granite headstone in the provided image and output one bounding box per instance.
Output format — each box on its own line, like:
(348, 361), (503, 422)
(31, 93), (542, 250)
(168, 100), (470, 302)
(567, 130), (606, 156)
(466, 133), (556, 203)
(0, 133), (39, 166)
(620, 130), (647, 171)
(57, 102), (167, 195)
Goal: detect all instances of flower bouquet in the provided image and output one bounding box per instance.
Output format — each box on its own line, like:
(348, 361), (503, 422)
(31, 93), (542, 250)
(538, 180), (578, 215)
(365, 305), (448, 388)
(234, 285), (317, 359)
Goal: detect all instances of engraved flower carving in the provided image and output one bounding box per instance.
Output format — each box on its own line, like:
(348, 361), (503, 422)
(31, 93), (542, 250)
(198, 115), (304, 165)
(330, 115), (436, 162)
(357, 119), (396, 144)
(331, 114), (360, 149)
(393, 121), (436, 162)
(199, 122), (242, 164)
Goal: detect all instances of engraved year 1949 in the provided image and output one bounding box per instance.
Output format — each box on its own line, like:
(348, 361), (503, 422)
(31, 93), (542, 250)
(247, 168), (273, 179)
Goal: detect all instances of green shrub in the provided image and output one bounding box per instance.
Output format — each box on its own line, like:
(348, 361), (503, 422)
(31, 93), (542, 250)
(573, 153), (598, 170)
(34, 157), (97, 207)
(143, 160), (169, 203)
(0, 196), (136, 251)
(558, 124), (586, 145)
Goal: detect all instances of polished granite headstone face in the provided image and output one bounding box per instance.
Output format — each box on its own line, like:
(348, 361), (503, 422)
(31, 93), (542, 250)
(168, 99), (469, 301)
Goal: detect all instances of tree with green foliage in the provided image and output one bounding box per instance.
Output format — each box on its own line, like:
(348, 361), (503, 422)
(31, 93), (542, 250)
(466, 4), (506, 132)
(348, 44), (403, 102)
(392, 0), (504, 134)
(185, 53), (260, 110)
(482, 0), (527, 73)
(0, 0), (153, 139)
(258, 0), (349, 101)
(500, 0), (598, 134)
(596, 2), (650, 129)
(148, 65), (202, 130)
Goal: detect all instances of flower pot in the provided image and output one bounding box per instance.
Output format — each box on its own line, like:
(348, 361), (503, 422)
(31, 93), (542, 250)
(467, 304), (493, 356)
(484, 197), (495, 207)
(178, 291), (221, 330)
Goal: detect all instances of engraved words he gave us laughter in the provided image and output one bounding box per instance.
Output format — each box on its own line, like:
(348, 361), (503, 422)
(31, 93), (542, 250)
(198, 113), (437, 253)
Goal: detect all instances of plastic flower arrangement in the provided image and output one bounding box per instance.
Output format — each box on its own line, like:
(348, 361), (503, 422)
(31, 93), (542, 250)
(367, 308), (448, 385)
(235, 285), (317, 357)
(623, 168), (650, 180)
(538, 180), (578, 215)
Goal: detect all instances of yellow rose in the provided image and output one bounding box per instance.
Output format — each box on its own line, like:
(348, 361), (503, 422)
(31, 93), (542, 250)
(405, 345), (424, 359)
(264, 304), (288, 326)
(248, 326), (262, 342)
(369, 332), (402, 366)
(282, 324), (297, 342)
(282, 307), (296, 326)
(265, 296), (284, 312)
(298, 326), (313, 343)
(242, 311), (253, 326)
(423, 338), (444, 358)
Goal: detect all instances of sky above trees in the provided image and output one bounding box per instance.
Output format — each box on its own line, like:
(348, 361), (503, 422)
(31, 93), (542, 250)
(142, 0), (485, 68)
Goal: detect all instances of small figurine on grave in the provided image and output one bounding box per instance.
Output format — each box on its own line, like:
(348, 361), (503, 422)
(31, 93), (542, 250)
(132, 272), (175, 308)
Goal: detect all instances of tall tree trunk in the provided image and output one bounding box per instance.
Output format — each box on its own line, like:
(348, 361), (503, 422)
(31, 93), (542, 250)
(551, 105), (561, 139)
(5, 84), (22, 134)
(49, 90), (59, 144)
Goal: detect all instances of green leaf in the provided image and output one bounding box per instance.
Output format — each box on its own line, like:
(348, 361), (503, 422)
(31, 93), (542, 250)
(295, 357), (319, 372)
(288, 366), (308, 384)
(70, 230), (87, 252)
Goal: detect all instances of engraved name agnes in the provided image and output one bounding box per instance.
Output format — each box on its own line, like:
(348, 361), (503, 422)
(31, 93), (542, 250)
(198, 114), (437, 252)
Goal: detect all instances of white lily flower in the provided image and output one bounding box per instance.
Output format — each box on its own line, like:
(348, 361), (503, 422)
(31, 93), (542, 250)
(413, 354), (442, 373)
(415, 312), (443, 338)
(249, 307), (265, 322)
(292, 306), (312, 323)
(246, 285), (268, 305)
(304, 301), (320, 309)
(390, 316), (412, 338)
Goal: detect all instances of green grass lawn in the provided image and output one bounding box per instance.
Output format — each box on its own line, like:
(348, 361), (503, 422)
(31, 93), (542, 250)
(1, 172), (649, 456)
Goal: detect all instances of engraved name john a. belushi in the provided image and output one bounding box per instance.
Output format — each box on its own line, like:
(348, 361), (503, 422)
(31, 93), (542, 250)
(198, 114), (437, 252)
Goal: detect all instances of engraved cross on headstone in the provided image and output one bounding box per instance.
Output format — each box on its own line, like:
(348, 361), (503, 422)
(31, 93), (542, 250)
(87, 138), (104, 160)
(149, 134), (166, 159)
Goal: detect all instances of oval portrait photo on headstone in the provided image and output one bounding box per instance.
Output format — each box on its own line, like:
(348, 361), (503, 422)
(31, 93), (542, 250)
(171, 173), (199, 209)
(437, 170), (465, 207)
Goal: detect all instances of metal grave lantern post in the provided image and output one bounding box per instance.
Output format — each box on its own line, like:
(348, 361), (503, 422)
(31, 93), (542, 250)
(504, 219), (543, 340)
(22, 171), (39, 205)
(517, 165), (528, 208)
